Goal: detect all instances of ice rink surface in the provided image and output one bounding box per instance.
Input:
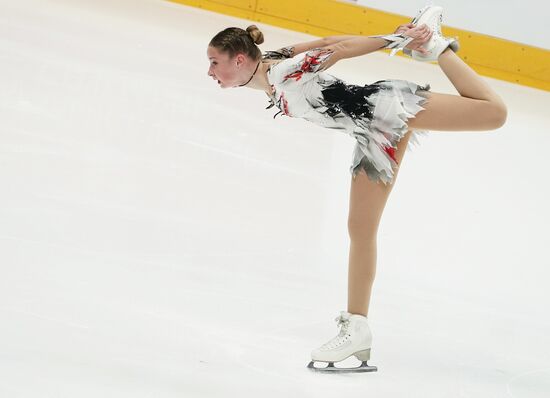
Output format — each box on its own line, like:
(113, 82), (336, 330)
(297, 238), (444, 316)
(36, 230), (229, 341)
(1, 0), (549, 397)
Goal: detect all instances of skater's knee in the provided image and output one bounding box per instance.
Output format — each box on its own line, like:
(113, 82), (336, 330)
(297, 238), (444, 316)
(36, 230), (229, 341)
(348, 216), (379, 241)
(486, 99), (507, 130)
(493, 101), (507, 129)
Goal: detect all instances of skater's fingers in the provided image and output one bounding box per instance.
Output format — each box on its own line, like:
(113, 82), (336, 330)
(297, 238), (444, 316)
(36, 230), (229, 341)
(419, 30), (430, 39)
(407, 28), (424, 38)
(405, 24), (431, 40)
(420, 30), (432, 41)
(394, 24), (410, 34)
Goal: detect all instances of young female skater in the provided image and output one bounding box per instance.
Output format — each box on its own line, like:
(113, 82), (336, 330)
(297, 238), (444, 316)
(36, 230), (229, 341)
(206, 5), (507, 372)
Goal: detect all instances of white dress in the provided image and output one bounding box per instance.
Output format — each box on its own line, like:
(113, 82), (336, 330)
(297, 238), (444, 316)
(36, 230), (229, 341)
(263, 48), (431, 185)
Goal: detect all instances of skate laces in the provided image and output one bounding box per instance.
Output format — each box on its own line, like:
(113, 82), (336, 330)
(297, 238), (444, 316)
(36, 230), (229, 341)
(335, 312), (351, 335)
(320, 312), (351, 350)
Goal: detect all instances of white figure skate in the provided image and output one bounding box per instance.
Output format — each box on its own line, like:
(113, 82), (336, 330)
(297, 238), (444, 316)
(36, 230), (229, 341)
(307, 311), (377, 373)
(402, 4), (434, 57)
(369, 4), (434, 57)
(408, 5), (460, 62)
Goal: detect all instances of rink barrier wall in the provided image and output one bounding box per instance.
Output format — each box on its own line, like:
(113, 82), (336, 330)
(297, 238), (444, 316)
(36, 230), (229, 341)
(170, 0), (550, 91)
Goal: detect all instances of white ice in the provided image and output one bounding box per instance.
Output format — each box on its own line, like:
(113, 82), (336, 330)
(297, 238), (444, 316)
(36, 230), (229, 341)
(1, 0), (549, 397)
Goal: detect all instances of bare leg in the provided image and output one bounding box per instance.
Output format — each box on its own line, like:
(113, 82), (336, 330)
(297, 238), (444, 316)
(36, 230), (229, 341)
(346, 50), (506, 316)
(408, 49), (507, 131)
(347, 130), (412, 316)
(437, 48), (504, 102)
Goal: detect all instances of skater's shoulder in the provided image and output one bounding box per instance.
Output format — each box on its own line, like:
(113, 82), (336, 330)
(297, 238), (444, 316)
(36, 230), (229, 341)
(264, 48), (335, 86)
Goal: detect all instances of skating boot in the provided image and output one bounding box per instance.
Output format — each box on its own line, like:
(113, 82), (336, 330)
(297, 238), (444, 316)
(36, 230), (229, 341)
(370, 4), (434, 57)
(409, 5), (459, 62)
(307, 311), (377, 373)
(402, 4), (434, 57)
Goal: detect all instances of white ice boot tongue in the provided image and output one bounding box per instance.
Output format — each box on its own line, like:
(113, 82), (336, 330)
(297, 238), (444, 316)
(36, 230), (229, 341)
(335, 311), (351, 336)
(336, 311), (351, 323)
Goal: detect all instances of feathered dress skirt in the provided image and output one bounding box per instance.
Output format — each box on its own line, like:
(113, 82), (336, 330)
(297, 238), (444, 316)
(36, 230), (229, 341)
(322, 79), (431, 185)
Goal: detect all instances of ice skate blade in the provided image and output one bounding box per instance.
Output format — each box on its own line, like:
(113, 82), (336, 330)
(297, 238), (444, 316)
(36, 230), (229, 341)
(307, 361), (378, 373)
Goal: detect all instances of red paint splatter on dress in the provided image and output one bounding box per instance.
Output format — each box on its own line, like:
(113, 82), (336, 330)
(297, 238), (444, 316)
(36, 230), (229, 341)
(383, 146), (398, 164)
(283, 50), (332, 82)
(280, 92), (290, 116)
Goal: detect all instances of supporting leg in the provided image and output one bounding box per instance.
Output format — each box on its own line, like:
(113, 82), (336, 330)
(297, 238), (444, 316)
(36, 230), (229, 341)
(346, 130), (413, 316)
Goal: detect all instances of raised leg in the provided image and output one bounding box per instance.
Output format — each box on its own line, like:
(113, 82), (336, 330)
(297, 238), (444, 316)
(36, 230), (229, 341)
(347, 130), (413, 316)
(408, 49), (507, 131)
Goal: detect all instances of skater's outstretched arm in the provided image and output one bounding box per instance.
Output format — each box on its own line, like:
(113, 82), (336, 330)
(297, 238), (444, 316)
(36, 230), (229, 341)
(329, 24), (432, 60)
(271, 36), (359, 59)
(276, 23), (428, 59)
(299, 24), (431, 72)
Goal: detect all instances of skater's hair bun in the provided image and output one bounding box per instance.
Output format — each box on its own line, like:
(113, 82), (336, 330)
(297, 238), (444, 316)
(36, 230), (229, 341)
(209, 25), (263, 60)
(246, 25), (264, 45)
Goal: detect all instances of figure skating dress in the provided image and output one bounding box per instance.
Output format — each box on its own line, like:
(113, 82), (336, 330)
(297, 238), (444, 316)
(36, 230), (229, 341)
(263, 48), (431, 185)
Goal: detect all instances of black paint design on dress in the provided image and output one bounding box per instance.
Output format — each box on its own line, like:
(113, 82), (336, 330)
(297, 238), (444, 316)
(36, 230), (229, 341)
(319, 80), (389, 121)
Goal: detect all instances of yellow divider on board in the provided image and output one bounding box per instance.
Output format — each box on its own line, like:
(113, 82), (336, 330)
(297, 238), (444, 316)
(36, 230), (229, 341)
(171, 0), (550, 91)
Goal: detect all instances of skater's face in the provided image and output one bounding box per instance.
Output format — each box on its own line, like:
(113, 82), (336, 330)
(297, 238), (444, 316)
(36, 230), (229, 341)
(206, 46), (249, 89)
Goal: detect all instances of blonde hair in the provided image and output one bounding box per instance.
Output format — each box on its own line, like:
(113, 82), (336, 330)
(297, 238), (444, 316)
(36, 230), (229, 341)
(209, 25), (264, 60)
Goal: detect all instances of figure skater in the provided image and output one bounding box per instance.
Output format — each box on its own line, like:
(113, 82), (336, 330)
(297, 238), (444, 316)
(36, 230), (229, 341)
(206, 5), (507, 373)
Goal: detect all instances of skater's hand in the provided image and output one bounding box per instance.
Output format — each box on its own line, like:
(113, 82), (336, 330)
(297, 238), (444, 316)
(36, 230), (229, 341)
(401, 24), (433, 54)
(394, 23), (415, 35)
